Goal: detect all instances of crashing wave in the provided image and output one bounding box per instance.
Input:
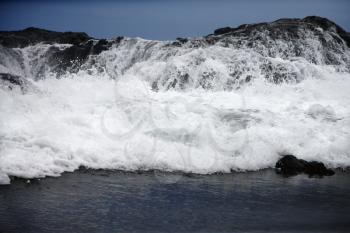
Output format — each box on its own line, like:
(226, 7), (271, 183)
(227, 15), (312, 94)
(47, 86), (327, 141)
(0, 16), (350, 184)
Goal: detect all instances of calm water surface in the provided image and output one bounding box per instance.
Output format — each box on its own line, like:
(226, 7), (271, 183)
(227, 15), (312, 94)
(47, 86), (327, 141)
(1, 169), (350, 233)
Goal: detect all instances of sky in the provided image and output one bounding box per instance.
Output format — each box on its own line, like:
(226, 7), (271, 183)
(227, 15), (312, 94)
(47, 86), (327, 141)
(0, 0), (349, 40)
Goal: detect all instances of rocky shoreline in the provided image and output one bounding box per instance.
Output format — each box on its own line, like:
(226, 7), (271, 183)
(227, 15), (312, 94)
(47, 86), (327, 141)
(1, 16), (349, 82)
(1, 15), (349, 186)
(5, 159), (341, 185)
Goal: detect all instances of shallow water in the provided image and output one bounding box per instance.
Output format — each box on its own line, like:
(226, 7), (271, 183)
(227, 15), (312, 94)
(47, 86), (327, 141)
(1, 169), (350, 233)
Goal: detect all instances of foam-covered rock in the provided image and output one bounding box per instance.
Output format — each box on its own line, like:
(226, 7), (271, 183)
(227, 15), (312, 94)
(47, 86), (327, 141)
(0, 16), (349, 84)
(0, 73), (37, 93)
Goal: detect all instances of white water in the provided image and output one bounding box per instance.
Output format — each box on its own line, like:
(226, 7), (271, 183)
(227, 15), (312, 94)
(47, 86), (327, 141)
(1, 36), (350, 184)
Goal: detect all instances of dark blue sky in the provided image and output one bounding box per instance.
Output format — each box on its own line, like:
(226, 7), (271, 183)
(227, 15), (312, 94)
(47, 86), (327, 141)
(0, 0), (349, 40)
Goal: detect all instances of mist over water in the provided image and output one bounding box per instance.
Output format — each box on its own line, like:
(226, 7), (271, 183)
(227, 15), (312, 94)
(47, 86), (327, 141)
(1, 19), (350, 184)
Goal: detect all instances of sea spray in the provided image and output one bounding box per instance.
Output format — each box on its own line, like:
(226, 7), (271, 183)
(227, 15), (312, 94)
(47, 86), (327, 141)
(1, 17), (350, 184)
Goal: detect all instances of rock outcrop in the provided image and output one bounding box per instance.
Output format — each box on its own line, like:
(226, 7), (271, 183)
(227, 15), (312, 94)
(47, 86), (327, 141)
(208, 16), (350, 47)
(0, 27), (91, 48)
(0, 16), (349, 86)
(0, 73), (37, 93)
(206, 16), (350, 73)
(46, 38), (122, 75)
(275, 155), (335, 176)
(0, 28), (124, 77)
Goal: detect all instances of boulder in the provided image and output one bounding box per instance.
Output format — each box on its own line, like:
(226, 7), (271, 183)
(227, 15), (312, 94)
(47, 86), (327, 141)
(275, 155), (334, 176)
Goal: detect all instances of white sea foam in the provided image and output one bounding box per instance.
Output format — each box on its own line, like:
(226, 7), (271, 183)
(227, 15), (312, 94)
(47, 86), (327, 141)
(1, 32), (350, 184)
(1, 69), (350, 184)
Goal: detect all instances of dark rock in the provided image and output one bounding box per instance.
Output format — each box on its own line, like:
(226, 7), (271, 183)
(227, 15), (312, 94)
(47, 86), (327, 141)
(275, 155), (335, 177)
(1, 16), (349, 82)
(275, 155), (307, 175)
(304, 161), (335, 176)
(47, 40), (95, 75)
(0, 27), (91, 48)
(47, 39), (117, 75)
(302, 16), (350, 47)
(210, 16), (338, 39)
(0, 73), (36, 93)
(171, 41), (182, 47)
(171, 38), (188, 47)
(92, 39), (109, 54)
(0, 73), (24, 86)
(0, 28), (113, 76)
(0, 28), (124, 78)
(176, 37), (188, 44)
(207, 16), (349, 62)
(214, 27), (233, 35)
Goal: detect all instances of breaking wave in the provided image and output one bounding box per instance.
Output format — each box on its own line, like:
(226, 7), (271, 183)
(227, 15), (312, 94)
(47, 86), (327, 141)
(1, 19), (350, 184)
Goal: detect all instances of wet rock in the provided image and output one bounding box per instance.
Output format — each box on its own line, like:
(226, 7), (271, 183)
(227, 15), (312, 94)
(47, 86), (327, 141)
(47, 39), (117, 75)
(47, 40), (95, 75)
(0, 73), (23, 86)
(275, 155), (306, 175)
(275, 155), (334, 177)
(0, 73), (36, 93)
(304, 161), (335, 176)
(302, 16), (350, 47)
(0, 27), (91, 48)
(209, 16), (347, 42)
(92, 39), (110, 54)
(0, 28), (122, 77)
(206, 16), (350, 73)
(171, 38), (189, 47)
(1, 17), (349, 82)
(214, 27), (233, 35)
(176, 37), (188, 44)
